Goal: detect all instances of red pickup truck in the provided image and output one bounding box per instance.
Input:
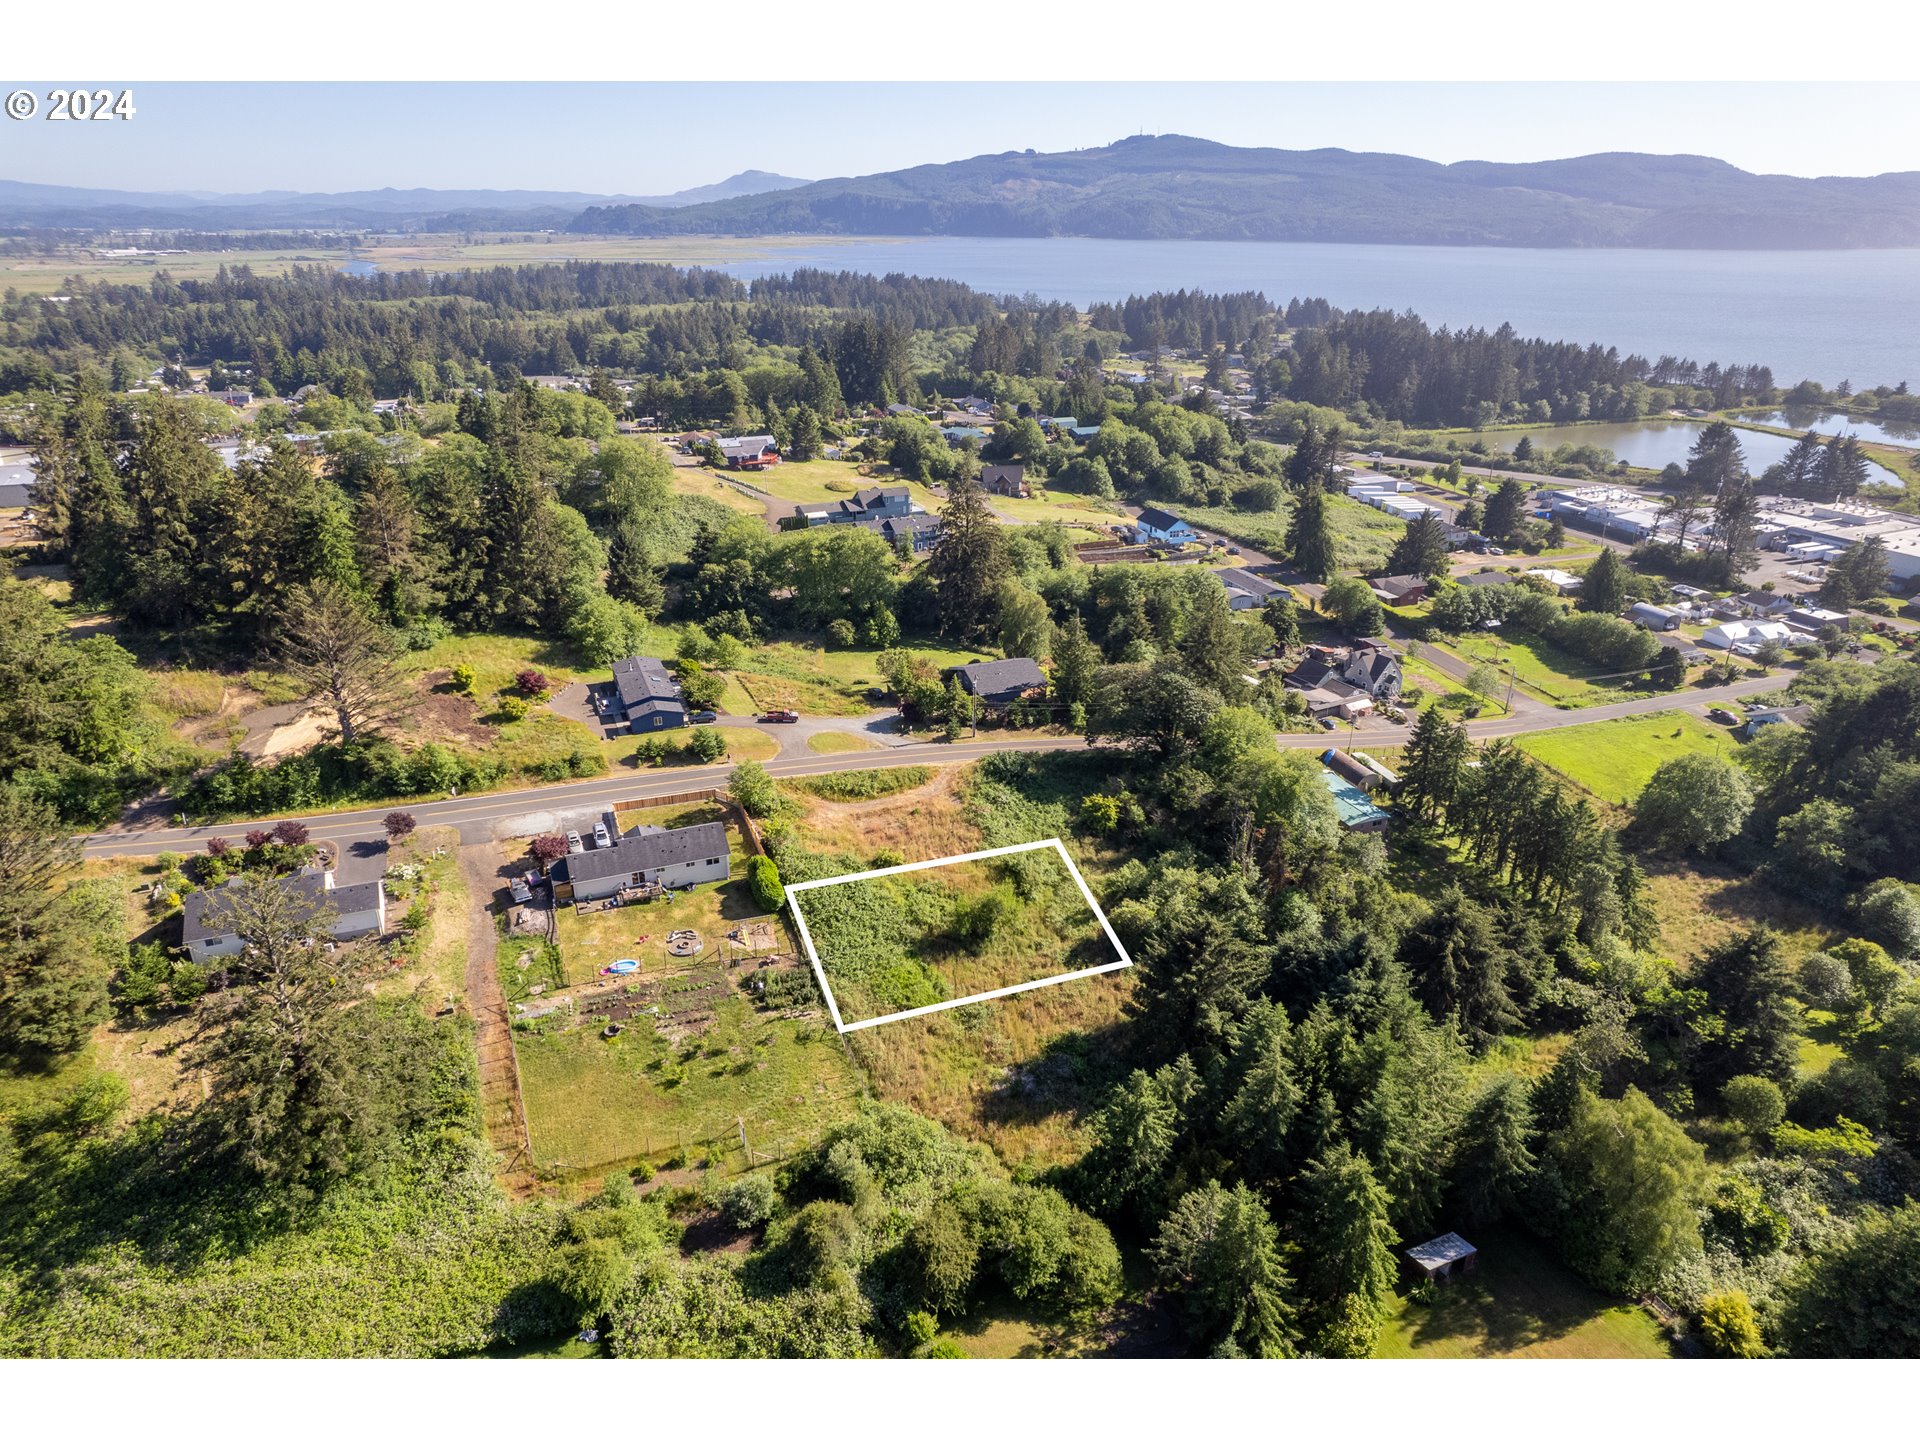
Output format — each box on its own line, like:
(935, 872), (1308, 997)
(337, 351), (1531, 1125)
(760, 709), (800, 724)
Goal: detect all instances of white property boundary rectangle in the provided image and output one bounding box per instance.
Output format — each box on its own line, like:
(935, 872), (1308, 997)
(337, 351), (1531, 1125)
(785, 837), (1134, 1034)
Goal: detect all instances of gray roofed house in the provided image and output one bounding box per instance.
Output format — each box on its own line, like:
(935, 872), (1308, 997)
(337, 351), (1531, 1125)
(1457, 570), (1517, 588)
(611, 655), (688, 732)
(551, 817), (732, 902)
(1219, 568), (1292, 610)
(181, 868), (387, 963)
(795, 484), (916, 527)
(1742, 703), (1814, 739)
(861, 512), (941, 552)
(945, 657), (1047, 708)
(979, 463), (1031, 498)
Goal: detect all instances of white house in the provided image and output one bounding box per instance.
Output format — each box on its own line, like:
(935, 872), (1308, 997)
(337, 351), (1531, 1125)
(1133, 507), (1199, 547)
(180, 868), (387, 963)
(551, 817), (731, 903)
(1700, 619), (1794, 652)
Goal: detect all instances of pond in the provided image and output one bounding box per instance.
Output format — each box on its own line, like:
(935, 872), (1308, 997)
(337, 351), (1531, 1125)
(1454, 420), (1803, 473)
(1744, 409), (1920, 448)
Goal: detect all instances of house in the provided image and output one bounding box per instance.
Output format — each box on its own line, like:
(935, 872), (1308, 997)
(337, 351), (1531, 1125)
(550, 816), (731, 903)
(941, 426), (987, 446)
(180, 868), (386, 963)
(1457, 570), (1517, 589)
(1742, 703), (1813, 739)
(0, 459), (34, 509)
(1039, 415), (1078, 434)
(1627, 602), (1682, 631)
(1068, 424), (1102, 441)
(1288, 641), (1403, 706)
(884, 403), (921, 418)
(1654, 631), (1707, 662)
(1700, 619), (1795, 652)
(1781, 605), (1848, 634)
(1735, 590), (1795, 617)
(1319, 767), (1391, 834)
(944, 657), (1046, 709)
(866, 512), (941, 552)
(208, 389), (252, 407)
(717, 434), (780, 470)
(1405, 1233), (1478, 1286)
(1299, 681), (1374, 722)
(370, 398), (406, 416)
(979, 463), (1031, 499)
(1220, 568), (1293, 611)
(1133, 507), (1199, 547)
(796, 485), (916, 528)
(610, 655), (687, 732)
(1370, 574), (1430, 605)
(1523, 567), (1582, 595)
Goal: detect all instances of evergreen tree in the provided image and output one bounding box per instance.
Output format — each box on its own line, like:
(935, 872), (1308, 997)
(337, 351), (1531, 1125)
(1149, 1181), (1298, 1357)
(0, 789), (114, 1063)
(1180, 580), (1244, 693)
(1288, 482), (1339, 584)
(1384, 510), (1452, 580)
(927, 474), (1009, 643)
(1397, 707), (1469, 824)
(1451, 1073), (1537, 1226)
(1689, 928), (1801, 1091)
(1291, 1143), (1399, 1357)
(1078, 1067), (1180, 1224)
(1398, 887), (1519, 1048)
(1219, 1002), (1303, 1183)
(1778, 428), (1824, 490)
(1577, 546), (1629, 615)
(1049, 613), (1101, 711)
(1482, 478), (1528, 541)
(275, 581), (412, 747)
(1284, 418), (1342, 491)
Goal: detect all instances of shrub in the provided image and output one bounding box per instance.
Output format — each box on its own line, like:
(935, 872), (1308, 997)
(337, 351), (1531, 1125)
(450, 663), (477, 697)
(688, 726), (727, 763)
(719, 1173), (779, 1231)
(497, 694), (531, 722)
(1697, 1290), (1765, 1357)
(826, 618), (857, 648)
(746, 856), (786, 912)
(1722, 1075), (1786, 1136)
(514, 669), (551, 700)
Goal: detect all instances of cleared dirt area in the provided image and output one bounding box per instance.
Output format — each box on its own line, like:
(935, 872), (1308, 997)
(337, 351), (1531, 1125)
(783, 766), (981, 863)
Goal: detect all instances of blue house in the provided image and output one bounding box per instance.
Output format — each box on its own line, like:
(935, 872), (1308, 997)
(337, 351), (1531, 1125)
(611, 655), (688, 732)
(1134, 506), (1199, 547)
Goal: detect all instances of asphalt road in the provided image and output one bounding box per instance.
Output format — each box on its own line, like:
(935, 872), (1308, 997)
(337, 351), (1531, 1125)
(82, 676), (1793, 863)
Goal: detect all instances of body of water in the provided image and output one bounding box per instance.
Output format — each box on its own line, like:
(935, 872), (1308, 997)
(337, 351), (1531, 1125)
(704, 236), (1920, 390)
(1745, 408), (1920, 447)
(1461, 420), (1804, 473)
(339, 258), (379, 276)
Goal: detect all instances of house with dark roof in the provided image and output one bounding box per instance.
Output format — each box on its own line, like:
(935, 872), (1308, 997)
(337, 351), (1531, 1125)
(1219, 568), (1292, 611)
(1133, 507), (1198, 547)
(944, 657), (1046, 709)
(181, 868), (387, 963)
(1370, 574), (1431, 605)
(717, 434), (780, 470)
(1287, 641), (1402, 706)
(979, 463), (1031, 499)
(611, 655), (688, 732)
(1457, 570), (1517, 589)
(794, 484), (917, 528)
(1741, 703), (1813, 739)
(551, 816), (731, 903)
(865, 512), (941, 552)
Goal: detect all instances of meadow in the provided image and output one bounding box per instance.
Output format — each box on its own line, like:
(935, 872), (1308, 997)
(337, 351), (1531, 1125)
(1513, 710), (1726, 804)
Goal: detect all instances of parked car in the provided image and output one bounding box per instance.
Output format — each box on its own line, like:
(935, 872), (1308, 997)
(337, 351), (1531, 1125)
(1368, 449), (1384, 458)
(1226, 546), (1241, 556)
(760, 709), (800, 723)
(593, 821), (612, 848)
(566, 830), (584, 854)
(689, 710), (718, 724)
(1318, 716), (1338, 730)
(1708, 708), (1736, 724)
(509, 877), (533, 905)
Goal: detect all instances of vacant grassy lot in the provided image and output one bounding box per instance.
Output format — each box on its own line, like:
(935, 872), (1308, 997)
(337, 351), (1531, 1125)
(731, 459), (943, 513)
(1438, 630), (1637, 709)
(793, 844), (1117, 1025)
(989, 486), (1127, 530)
(1378, 1228), (1673, 1359)
(1514, 710), (1725, 804)
(514, 994), (864, 1175)
(1179, 492), (1407, 569)
(1642, 856), (1836, 967)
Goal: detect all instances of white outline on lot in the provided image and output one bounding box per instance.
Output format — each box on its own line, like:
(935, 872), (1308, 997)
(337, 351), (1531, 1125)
(785, 837), (1133, 1033)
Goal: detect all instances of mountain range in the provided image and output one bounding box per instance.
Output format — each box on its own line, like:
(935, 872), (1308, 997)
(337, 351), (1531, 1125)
(0, 170), (811, 230)
(569, 134), (1920, 249)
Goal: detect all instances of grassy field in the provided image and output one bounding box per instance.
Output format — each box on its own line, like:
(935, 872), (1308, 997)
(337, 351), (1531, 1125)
(988, 486), (1128, 530)
(668, 466), (767, 517)
(1514, 710), (1726, 804)
(1437, 630), (1638, 710)
(792, 845), (1117, 1026)
(730, 459), (943, 513)
(1378, 1227), (1673, 1359)
(514, 991), (864, 1176)
(805, 731), (880, 754)
(1178, 492), (1408, 569)
(0, 233), (869, 297)
(1641, 856), (1836, 967)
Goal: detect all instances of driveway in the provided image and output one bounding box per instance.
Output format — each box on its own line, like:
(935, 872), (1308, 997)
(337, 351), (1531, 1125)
(723, 709), (920, 760)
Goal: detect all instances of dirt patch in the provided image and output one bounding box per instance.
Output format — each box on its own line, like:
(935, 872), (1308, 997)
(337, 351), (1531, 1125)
(790, 765), (979, 863)
(253, 706), (330, 759)
(408, 677), (494, 747)
(678, 1208), (757, 1257)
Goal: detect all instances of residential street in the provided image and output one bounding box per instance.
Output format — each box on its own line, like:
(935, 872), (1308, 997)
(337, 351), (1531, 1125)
(82, 672), (1796, 864)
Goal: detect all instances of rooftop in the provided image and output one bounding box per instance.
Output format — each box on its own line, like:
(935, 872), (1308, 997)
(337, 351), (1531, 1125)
(1406, 1232), (1478, 1268)
(554, 820), (730, 887)
(1320, 767), (1390, 829)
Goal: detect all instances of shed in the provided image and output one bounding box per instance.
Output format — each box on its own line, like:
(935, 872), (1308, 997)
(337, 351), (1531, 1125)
(1405, 1232), (1479, 1286)
(1627, 602), (1681, 631)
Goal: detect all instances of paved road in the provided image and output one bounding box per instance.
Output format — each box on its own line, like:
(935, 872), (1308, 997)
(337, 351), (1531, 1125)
(83, 677), (1792, 862)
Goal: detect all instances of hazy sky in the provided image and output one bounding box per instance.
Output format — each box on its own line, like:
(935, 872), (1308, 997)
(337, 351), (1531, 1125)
(6, 82), (1919, 195)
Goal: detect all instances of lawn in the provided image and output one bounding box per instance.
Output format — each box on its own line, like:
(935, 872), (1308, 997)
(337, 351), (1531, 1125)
(1399, 654), (1511, 717)
(1378, 1227), (1673, 1359)
(1178, 492), (1408, 569)
(667, 464), (767, 518)
(514, 994), (864, 1176)
(1514, 710), (1726, 804)
(989, 486), (1127, 530)
(1438, 630), (1638, 709)
(727, 458), (943, 513)
(805, 731), (880, 754)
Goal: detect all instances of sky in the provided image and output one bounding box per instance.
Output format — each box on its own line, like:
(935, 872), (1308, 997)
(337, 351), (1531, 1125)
(4, 82), (1919, 197)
